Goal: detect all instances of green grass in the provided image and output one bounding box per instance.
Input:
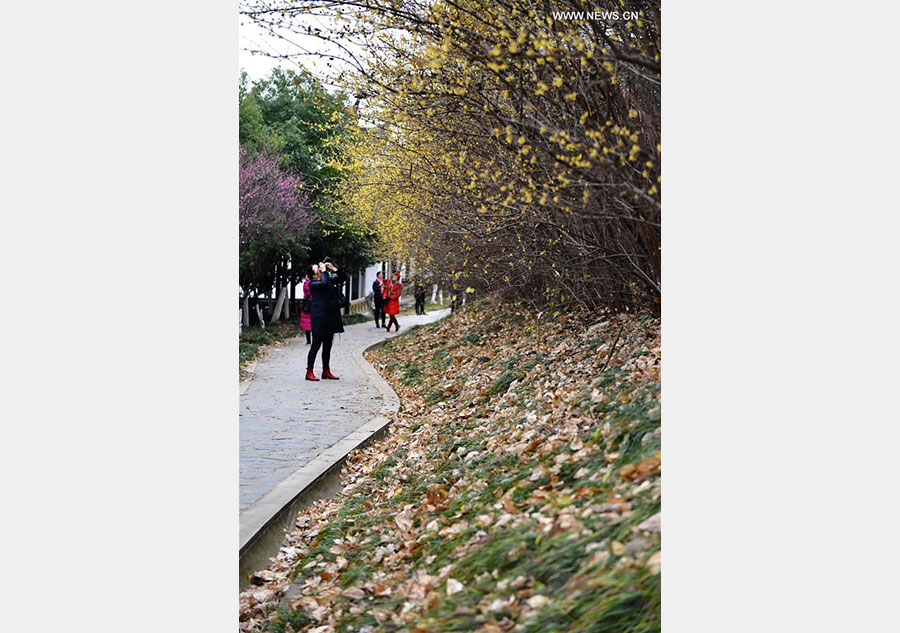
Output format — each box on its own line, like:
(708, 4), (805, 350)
(341, 313), (369, 325)
(431, 349), (453, 372)
(399, 300), (445, 316)
(398, 362), (423, 385)
(267, 608), (313, 633)
(239, 321), (302, 368)
(458, 331), (481, 345)
(523, 573), (660, 633)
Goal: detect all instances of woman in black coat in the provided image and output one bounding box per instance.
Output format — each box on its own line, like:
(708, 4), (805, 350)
(372, 271), (386, 328)
(305, 261), (347, 381)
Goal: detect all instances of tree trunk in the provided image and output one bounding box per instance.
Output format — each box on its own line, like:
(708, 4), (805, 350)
(271, 284), (287, 325)
(242, 294), (251, 327)
(284, 262), (291, 319)
(255, 303), (265, 329)
(289, 262), (297, 319)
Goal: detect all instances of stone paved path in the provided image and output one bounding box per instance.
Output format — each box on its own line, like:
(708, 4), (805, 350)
(239, 309), (450, 513)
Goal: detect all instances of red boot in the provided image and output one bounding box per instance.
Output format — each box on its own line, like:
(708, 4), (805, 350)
(305, 368), (319, 381)
(322, 368), (340, 380)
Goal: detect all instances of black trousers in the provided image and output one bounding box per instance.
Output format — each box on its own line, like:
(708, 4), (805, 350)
(373, 303), (386, 327)
(307, 332), (334, 369)
(415, 296), (425, 314)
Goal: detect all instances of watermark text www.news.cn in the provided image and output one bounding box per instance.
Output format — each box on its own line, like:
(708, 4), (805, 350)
(551, 10), (640, 21)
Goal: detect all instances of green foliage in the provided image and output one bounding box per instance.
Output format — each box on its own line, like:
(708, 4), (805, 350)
(239, 93), (283, 154)
(246, 68), (350, 200)
(239, 92), (263, 149)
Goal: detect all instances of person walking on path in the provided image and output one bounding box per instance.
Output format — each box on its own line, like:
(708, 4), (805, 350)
(299, 268), (313, 344)
(306, 261), (347, 381)
(413, 279), (426, 315)
(372, 271), (386, 329)
(384, 271), (403, 332)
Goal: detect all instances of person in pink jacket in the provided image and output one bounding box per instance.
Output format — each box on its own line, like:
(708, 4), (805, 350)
(299, 268), (313, 344)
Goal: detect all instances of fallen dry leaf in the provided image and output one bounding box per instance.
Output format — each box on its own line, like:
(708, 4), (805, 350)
(526, 595), (551, 609)
(646, 551), (661, 574)
(341, 587), (366, 600)
(619, 455), (661, 481)
(636, 512), (661, 533)
(446, 578), (465, 596)
(395, 508), (415, 532)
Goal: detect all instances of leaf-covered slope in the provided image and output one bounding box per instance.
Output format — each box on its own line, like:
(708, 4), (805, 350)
(240, 302), (661, 633)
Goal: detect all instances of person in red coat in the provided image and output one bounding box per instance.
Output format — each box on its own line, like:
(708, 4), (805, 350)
(384, 271), (403, 332)
(298, 268), (313, 344)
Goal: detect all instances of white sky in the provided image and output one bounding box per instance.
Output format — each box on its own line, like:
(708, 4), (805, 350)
(238, 11), (359, 87)
(240, 18), (315, 80)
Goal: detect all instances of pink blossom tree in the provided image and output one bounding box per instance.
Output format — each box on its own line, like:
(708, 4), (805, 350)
(240, 146), (315, 324)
